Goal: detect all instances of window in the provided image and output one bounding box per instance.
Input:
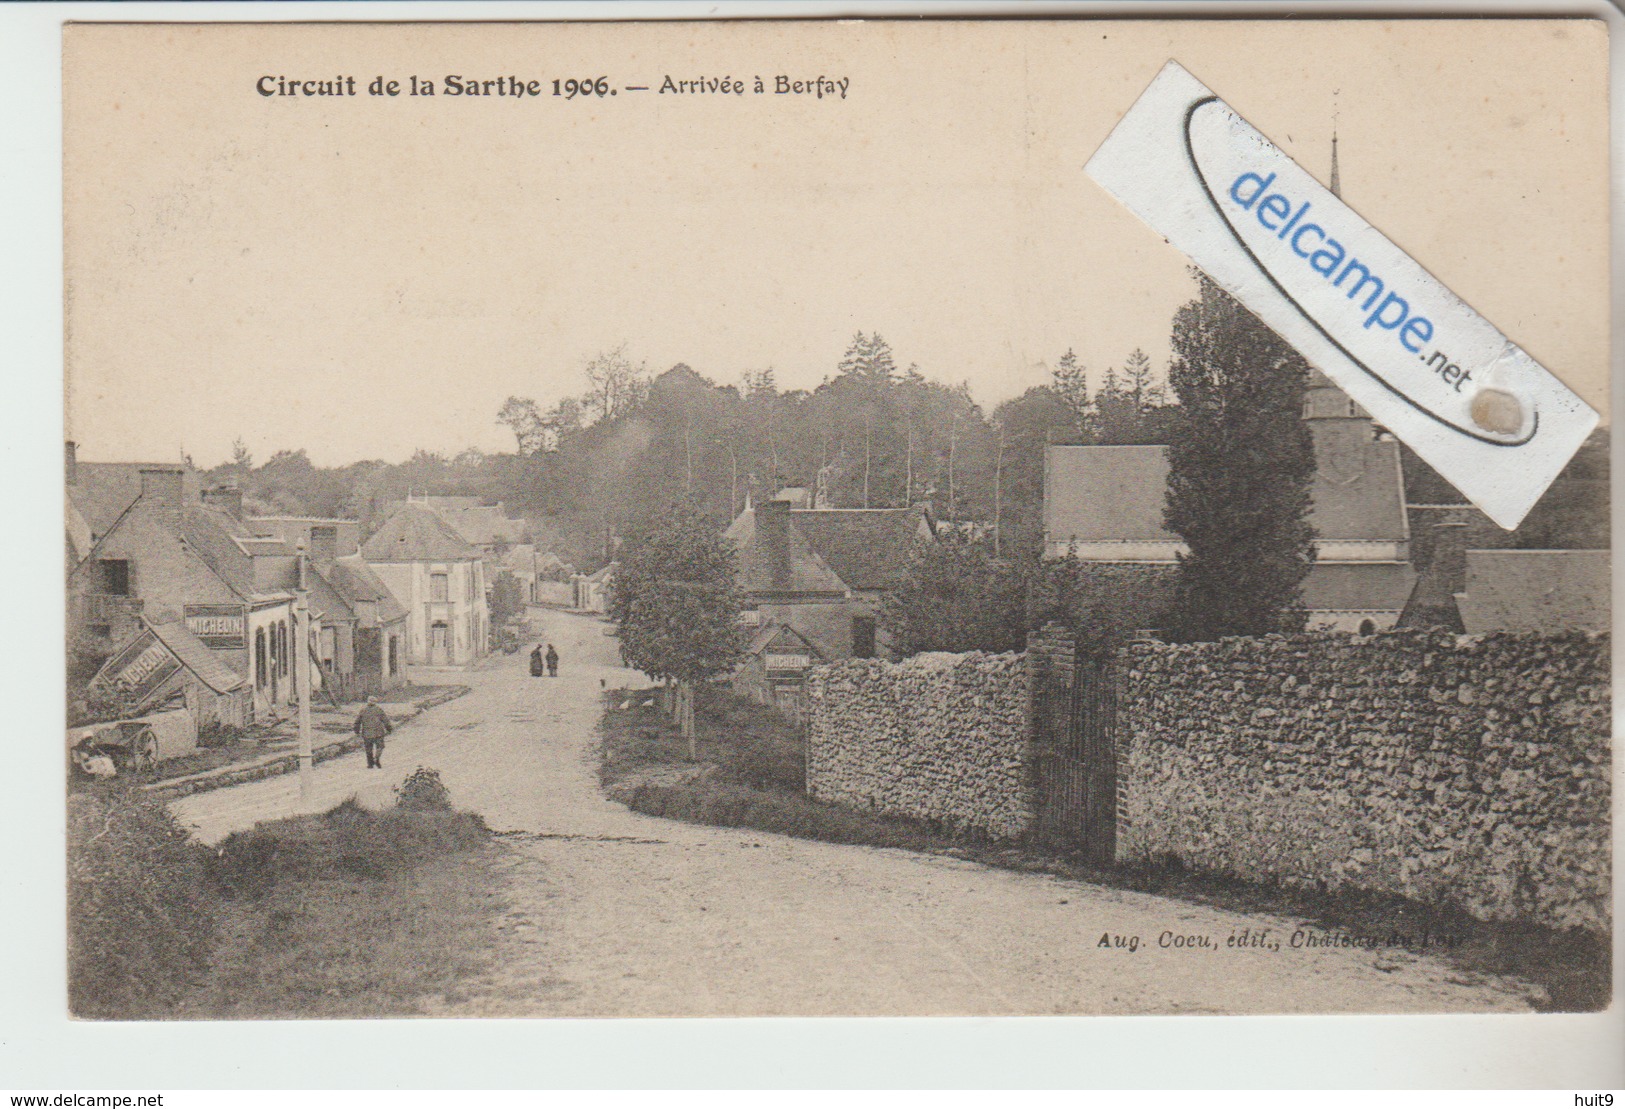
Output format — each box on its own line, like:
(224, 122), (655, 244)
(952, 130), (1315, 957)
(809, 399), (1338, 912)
(97, 559), (130, 595)
(431, 572), (450, 602)
(279, 621), (290, 677)
(387, 636), (399, 677)
(255, 627), (268, 688)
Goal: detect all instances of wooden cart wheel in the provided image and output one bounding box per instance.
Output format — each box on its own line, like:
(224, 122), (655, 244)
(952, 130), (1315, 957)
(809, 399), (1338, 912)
(132, 728), (160, 775)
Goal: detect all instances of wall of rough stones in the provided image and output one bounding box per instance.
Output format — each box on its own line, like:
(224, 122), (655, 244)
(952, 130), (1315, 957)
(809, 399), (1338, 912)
(1117, 630), (1612, 931)
(805, 652), (1033, 839)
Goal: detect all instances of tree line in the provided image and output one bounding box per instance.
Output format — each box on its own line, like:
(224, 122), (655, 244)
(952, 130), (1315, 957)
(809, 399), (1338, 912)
(206, 331), (1182, 569)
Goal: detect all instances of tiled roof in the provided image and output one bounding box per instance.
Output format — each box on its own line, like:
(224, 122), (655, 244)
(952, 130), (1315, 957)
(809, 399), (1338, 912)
(1045, 436), (1409, 547)
(68, 462), (200, 540)
(145, 617), (244, 694)
(361, 504), (480, 562)
(787, 508), (931, 592)
(1456, 550), (1610, 634)
(1044, 446), (1176, 544)
(1301, 561), (1416, 613)
(435, 505), (529, 547)
(726, 509), (849, 596)
(1309, 433), (1409, 542)
(329, 556), (410, 624)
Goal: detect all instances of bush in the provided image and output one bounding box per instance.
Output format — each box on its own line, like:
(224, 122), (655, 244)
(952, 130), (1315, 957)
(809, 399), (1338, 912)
(395, 766), (454, 812)
(68, 786), (220, 1019)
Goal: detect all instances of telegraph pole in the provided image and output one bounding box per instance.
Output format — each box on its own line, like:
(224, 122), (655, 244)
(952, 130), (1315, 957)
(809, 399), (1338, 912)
(295, 537), (315, 810)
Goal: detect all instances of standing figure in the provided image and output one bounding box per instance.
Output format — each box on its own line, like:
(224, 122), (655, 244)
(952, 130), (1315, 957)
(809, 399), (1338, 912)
(545, 642), (560, 677)
(354, 695), (393, 769)
(529, 644), (545, 678)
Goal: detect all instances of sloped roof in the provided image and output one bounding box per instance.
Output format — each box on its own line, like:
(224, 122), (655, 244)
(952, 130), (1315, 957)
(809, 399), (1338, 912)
(361, 503), (480, 561)
(1309, 433), (1409, 542)
(1456, 550), (1610, 634)
(146, 617), (244, 694)
(1302, 561), (1416, 613)
(329, 555), (410, 624)
(178, 504), (266, 597)
(787, 507), (931, 592)
(68, 462), (201, 540)
(436, 505), (528, 547)
(743, 620), (825, 659)
(1046, 437), (1408, 547)
(727, 508), (849, 596)
(1045, 446), (1176, 543)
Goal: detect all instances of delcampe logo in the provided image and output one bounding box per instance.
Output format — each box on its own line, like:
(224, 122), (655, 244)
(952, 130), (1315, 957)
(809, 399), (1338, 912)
(1181, 95), (1534, 447)
(1084, 60), (1598, 529)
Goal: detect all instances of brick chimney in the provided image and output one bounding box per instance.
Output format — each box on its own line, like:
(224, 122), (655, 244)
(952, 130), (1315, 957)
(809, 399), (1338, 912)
(65, 441), (77, 486)
(757, 498), (793, 591)
(202, 485), (244, 520)
(309, 524), (339, 565)
(139, 467), (185, 527)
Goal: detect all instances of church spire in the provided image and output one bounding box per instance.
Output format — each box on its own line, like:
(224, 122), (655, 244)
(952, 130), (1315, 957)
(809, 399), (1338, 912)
(1329, 95), (1341, 199)
(1330, 128), (1341, 199)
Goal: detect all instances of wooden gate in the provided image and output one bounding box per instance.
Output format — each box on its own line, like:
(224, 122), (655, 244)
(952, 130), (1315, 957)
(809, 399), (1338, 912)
(1032, 654), (1118, 862)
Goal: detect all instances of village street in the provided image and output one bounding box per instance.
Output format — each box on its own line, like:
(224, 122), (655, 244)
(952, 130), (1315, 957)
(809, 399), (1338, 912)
(169, 610), (1539, 1017)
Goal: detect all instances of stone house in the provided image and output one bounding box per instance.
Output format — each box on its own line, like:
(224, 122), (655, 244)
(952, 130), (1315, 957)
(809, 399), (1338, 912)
(724, 491), (935, 676)
(361, 503), (489, 667)
(67, 460), (297, 721)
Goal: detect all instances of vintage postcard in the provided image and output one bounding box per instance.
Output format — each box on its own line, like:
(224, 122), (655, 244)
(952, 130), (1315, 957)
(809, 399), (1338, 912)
(62, 18), (1611, 1022)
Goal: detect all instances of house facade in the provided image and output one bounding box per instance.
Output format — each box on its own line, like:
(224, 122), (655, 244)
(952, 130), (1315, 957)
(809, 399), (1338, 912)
(723, 492), (933, 704)
(361, 503), (488, 666)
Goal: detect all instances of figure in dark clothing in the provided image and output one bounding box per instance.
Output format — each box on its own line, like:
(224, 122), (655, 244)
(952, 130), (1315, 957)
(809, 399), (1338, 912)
(354, 696), (393, 769)
(545, 643), (560, 677)
(529, 645), (545, 678)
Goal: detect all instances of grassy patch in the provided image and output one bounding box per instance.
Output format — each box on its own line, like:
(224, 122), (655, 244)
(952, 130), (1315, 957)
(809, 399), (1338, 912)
(70, 770), (508, 1020)
(68, 785), (221, 1019)
(600, 685), (1610, 1013)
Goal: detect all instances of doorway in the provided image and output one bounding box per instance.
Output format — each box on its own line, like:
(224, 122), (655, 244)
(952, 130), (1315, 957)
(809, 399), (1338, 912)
(429, 622), (451, 666)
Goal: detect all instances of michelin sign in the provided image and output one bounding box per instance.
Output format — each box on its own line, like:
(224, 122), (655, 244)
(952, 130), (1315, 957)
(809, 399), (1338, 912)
(1085, 61), (1597, 530)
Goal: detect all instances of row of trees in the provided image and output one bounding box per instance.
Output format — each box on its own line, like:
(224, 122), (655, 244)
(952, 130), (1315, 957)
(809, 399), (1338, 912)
(207, 331), (1182, 568)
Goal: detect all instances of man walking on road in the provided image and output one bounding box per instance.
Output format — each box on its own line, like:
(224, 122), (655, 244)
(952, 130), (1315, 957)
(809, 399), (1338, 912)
(545, 643), (560, 677)
(354, 695), (393, 769)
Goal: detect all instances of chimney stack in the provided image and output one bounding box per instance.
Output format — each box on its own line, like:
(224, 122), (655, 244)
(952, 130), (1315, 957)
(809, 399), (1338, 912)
(1397, 512), (1470, 632)
(202, 485), (244, 520)
(140, 467), (185, 526)
(65, 441), (77, 486)
(757, 498), (793, 591)
(309, 524), (339, 565)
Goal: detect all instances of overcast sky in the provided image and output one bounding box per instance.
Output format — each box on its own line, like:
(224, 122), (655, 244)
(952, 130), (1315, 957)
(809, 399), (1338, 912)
(64, 19), (1609, 468)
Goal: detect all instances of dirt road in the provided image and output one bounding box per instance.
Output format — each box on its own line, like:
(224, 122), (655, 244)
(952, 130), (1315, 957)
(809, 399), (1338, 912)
(170, 609), (1537, 1016)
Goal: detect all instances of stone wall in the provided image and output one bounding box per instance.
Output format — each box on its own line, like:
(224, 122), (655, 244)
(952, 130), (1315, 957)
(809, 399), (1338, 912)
(805, 652), (1032, 839)
(1117, 630), (1611, 931)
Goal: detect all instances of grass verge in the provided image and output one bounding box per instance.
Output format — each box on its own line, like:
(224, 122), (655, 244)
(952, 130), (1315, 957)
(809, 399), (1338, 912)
(70, 768), (507, 1019)
(600, 685), (1610, 1013)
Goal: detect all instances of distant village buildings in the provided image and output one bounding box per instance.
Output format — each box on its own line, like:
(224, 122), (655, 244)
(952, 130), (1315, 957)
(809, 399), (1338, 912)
(724, 488), (934, 712)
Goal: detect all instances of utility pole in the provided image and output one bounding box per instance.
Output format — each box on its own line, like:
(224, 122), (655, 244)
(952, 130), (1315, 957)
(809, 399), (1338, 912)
(294, 537), (315, 811)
